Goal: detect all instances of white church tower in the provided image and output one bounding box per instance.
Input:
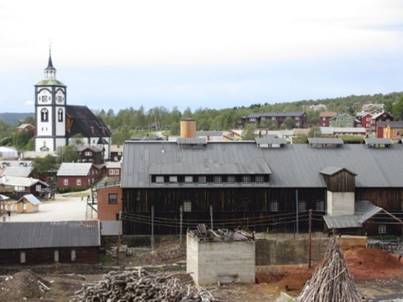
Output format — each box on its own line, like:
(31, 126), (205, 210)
(35, 50), (67, 152)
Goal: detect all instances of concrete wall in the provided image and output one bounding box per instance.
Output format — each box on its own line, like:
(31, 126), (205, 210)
(255, 233), (329, 265)
(327, 191), (355, 216)
(186, 233), (255, 286)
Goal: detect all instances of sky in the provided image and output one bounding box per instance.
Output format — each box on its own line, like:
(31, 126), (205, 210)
(1, 0), (403, 112)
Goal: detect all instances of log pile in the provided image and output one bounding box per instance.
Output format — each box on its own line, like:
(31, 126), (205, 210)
(189, 224), (254, 241)
(297, 237), (362, 302)
(72, 268), (216, 302)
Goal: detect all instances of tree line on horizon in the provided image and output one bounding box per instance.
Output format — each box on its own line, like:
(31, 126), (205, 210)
(2, 92), (403, 148)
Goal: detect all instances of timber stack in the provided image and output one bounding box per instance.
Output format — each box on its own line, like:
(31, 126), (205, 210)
(189, 224), (254, 241)
(72, 268), (216, 302)
(297, 237), (362, 302)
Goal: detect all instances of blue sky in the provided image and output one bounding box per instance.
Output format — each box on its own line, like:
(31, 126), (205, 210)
(1, 0), (403, 112)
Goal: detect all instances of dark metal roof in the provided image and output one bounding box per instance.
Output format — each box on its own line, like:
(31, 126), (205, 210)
(324, 200), (384, 229)
(121, 142), (403, 188)
(66, 105), (111, 138)
(255, 136), (288, 146)
(320, 166), (356, 176)
(308, 138), (344, 145)
(243, 112), (305, 118)
(0, 221), (100, 249)
(176, 137), (207, 145)
(364, 138), (392, 145)
(149, 162), (271, 175)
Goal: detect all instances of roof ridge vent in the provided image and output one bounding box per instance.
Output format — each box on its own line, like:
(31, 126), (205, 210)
(364, 138), (392, 148)
(308, 137), (343, 149)
(255, 136), (288, 149)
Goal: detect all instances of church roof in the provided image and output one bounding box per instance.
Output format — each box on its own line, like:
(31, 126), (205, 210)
(36, 79), (65, 86)
(66, 105), (111, 138)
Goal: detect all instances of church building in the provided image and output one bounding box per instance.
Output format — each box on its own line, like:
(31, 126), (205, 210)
(35, 52), (111, 159)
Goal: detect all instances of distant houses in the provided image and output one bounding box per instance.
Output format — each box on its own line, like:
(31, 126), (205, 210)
(239, 112), (307, 128)
(319, 112), (337, 127)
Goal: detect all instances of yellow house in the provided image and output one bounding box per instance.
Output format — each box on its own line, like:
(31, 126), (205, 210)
(15, 194), (41, 213)
(382, 121), (403, 140)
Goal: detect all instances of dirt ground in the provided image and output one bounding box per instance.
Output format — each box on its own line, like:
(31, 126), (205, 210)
(1, 244), (403, 302)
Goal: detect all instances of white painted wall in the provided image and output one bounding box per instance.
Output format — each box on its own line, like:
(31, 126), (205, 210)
(35, 138), (54, 152)
(186, 233), (255, 286)
(55, 106), (66, 136)
(36, 106), (53, 137)
(327, 191), (355, 216)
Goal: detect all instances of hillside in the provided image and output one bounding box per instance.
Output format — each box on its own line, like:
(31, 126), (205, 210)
(0, 112), (33, 125)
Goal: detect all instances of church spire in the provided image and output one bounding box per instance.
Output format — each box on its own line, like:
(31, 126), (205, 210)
(44, 46), (56, 80)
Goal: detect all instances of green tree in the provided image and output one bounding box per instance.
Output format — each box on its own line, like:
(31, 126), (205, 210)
(242, 124), (256, 140)
(260, 119), (277, 130)
(33, 154), (59, 174)
(283, 117), (296, 129)
(392, 97), (403, 120)
(56, 145), (78, 163)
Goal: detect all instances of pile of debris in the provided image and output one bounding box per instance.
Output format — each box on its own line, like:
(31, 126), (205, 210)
(72, 268), (216, 302)
(189, 224), (254, 241)
(0, 270), (50, 302)
(297, 238), (362, 302)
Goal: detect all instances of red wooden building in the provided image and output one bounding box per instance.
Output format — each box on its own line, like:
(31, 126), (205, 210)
(56, 163), (99, 190)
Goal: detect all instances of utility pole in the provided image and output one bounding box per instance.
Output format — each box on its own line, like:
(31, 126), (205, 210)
(308, 209), (312, 268)
(151, 205), (155, 251)
(179, 206), (183, 245)
(295, 189), (299, 234)
(117, 210), (122, 265)
(209, 204), (214, 229)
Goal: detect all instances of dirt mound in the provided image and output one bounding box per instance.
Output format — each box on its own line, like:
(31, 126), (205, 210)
(256, 267), (313, 293)
(0, 270), (51, 302)
(344, 247), (403, 280)
(344, 247), (401, 270)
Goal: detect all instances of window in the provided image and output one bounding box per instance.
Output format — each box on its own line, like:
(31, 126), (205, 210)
(76, 179), (82, 186)
(20, 251), (26, 264)
(63, 178), (69, 186)
(198, 176), (207, 183)
(169, 176), (178, 183)
(40, 108), (49, 122)
(270, 200), (279, 212)
(71, 249), (76, 262)
(213, 176), (222, 183)
(42, 95), (48, 102)
(298, 201), (306, 212)
(315, 201), (324, 211)
(58, 108), (63, 122)
(54, 250), (59, 263)
(155, 176), (164, 183)
(108, 193), (118, 204)
(255, 175), (264, 183)
(378, 225), (387, 234)
(183, 201), (192, 212)
(84, 151), (92, 156)
(242, 175), (251, 183)
(184, 176), (193, 183)
(227, 175), (235, 183)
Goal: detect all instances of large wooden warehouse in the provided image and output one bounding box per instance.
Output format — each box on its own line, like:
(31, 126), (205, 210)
(121, 137), (403, 235)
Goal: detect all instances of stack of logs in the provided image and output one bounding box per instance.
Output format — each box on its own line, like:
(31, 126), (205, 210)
(189, 224), (254, 242)
(72, 268), (216, 302)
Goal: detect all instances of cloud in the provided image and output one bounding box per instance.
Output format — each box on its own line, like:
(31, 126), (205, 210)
(1, 0), (403, 67)
(24, 100), (34, 106)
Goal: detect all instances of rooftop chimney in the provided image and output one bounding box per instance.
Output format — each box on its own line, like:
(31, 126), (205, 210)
(180, 118), (196, 138)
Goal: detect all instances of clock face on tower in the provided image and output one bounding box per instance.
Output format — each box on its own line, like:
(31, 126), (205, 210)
(37, 93), (52, 105)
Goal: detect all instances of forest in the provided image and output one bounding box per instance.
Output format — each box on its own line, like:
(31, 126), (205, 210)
(2, 91), (403, 148)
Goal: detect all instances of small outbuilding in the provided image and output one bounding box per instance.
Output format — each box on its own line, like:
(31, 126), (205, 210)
(15, 194), (41, 213)
(0, 221), (101, 265)
(187, 226), (255, 286)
